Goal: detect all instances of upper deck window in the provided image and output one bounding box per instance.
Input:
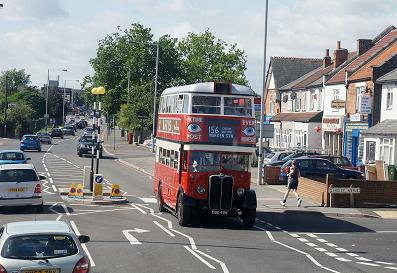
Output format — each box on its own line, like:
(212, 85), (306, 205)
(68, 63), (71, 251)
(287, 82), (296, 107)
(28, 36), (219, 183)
(192, 96), (221, 114)
(224, 97), (252, 117)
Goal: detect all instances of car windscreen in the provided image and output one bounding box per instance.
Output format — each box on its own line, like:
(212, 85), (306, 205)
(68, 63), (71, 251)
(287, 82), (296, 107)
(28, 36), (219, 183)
(0, 169), (38, 182)
(23, 136), (38, 141)
(265, 152), (275, 159)
(1, 234), (78, 259)
(0, 152), (24, 161)
(80, 136), (92, 142)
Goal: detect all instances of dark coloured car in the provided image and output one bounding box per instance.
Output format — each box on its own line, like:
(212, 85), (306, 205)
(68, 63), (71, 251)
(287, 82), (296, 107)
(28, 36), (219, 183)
(20, 135), (41, 152)
(36, 132), (52, 144)
(63, 126), (75, 136)
(307, 155), (355, 169)
(267, 151), (320, 167)
(83, 127), (95, 135)
(77, 135), (102, 158)
(279, 157), (364, 183)
(0, 150), (30, 164)
(50, 128), (64, 139)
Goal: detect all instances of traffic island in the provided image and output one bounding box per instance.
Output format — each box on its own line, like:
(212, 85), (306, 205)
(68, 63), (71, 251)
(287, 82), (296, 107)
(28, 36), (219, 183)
(58, 187), (128, 205)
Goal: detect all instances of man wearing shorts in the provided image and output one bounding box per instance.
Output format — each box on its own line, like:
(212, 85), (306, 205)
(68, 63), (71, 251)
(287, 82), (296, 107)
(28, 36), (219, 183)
(280, 160), (303, 206)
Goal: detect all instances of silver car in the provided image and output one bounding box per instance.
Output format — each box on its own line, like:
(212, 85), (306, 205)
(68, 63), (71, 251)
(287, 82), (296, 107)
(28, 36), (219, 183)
(0, 221), (90, 273)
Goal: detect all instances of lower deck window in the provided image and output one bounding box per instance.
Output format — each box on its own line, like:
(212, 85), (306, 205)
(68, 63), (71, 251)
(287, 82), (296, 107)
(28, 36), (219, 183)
(190, 151), (249, 172)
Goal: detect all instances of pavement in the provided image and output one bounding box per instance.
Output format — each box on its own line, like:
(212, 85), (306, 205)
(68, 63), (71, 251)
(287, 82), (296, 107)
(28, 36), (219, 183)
(101, 126), (391, 219)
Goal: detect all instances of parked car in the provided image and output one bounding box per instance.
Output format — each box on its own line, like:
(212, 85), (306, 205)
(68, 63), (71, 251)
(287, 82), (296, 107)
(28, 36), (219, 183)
(0, 164), (45, 211)
(63, 126), (76, 136)
(307, 155), (355, 169)
(263, 151), (294, 165)
(77, 134), (102, 158)
(20, 135), (41, 152)
(51, 128), (64, 139)
(279, 157), (364, 183)
(36, 132), (52, 144)
(0, 220), (91, 272)
(267, 151), (320, 166)
(0, 150), (30, 164)
(83, 127), (95, 135)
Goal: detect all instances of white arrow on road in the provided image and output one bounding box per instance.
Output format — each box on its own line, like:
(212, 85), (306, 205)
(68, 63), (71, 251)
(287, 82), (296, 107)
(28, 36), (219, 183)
(122, 229), (150, 245)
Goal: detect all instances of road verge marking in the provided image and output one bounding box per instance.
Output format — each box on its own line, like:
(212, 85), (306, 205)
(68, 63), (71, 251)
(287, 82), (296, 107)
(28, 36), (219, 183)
(153, 221), (175, 237)
(184, 246), (216, 270)
(70, 220), (96, 267)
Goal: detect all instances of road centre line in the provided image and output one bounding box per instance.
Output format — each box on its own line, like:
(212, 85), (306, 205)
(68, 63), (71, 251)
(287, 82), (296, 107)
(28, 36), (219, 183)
(306, 243), (318, 247)
(195, 249), (230, 273)
(49, 178), (54, 184)
(385, 267), (397, 270)
(70, 220), (96, 267)
(255, 225), (340, 273)
(183, 246), (216, 269)
(52, 185), (58, 192)
(356, 257), (372, 262)
(325, 252), (338, 257)
(376, 261), (395, 265)
(357, 262), (379, 267)
(317, 238), (328, 243)
(153, 221), (175, 237)
(297, 238), (309, 242)
(315, 248), (328, 252)
(336, 258), (351, 262)
(307, 233), (318, 238)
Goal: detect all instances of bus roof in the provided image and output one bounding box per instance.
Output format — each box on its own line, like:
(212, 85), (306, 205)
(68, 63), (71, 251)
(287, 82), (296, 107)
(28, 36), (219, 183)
(161, 82), (255, 96)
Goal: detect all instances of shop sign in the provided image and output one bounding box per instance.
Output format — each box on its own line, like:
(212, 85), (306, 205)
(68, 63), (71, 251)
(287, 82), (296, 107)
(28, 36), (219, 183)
(360, 96), (372, 114)
(322, 116), (342, 131)
(331, 99), (346, 109)
(350, 114), (361, 122)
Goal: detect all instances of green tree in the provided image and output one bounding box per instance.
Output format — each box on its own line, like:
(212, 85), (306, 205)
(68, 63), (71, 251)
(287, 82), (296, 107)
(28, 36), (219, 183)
(7, 102), (34, 137)
(9, 90), (45, 119)
(178, 29), (248, 85)
(0, 69), (32, 95)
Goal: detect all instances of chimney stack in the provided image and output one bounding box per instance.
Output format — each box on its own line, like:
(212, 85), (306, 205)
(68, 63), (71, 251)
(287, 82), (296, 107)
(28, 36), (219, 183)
(357, 39), (373, 55)
(333, 41), (348, 69)
(323, 49), (331, 68)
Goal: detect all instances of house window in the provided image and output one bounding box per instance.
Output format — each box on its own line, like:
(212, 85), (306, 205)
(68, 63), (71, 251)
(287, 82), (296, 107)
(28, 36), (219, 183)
(387, 87), (393, 110)
(296, 93), (301, 112)
(318, 90), (323, 111)
(275, 128), (281, 147)
(380, 138), (394, 165)
(310, 90), (317, 111)
(281, 129), (291, 148)
(269, 100), (275, 115)
(295, 130), (302, 147)
(356, 86), (365, 113)
(302, 92), (307, 111)
(333, 89), (340, 100)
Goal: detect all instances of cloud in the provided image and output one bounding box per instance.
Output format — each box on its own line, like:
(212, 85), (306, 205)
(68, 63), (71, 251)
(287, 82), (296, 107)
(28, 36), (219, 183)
(1, 0), (69, 21)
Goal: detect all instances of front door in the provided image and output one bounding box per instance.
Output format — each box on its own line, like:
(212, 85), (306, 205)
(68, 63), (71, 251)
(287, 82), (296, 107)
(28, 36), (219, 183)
(351, 130), (360, 166)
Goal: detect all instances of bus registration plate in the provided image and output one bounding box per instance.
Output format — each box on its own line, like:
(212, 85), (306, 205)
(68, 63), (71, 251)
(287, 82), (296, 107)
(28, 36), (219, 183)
(211, 210), (228, 215)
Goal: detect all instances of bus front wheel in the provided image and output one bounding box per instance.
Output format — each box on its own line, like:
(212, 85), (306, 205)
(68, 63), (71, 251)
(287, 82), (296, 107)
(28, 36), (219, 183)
(241, 208), (256, 228)
(177, 192), (191, 227)
(157, 184), (166, 212)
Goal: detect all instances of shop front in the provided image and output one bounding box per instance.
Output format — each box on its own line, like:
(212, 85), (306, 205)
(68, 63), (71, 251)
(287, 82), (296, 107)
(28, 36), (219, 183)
(322, 116), (344, 155)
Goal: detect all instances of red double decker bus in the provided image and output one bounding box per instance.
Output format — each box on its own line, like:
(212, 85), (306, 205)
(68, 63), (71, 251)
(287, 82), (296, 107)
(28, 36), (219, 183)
(154, 82), (257, 227)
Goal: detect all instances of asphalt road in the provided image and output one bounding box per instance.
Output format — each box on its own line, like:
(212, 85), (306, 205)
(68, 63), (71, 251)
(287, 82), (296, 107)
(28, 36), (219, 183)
(1, 134), (397, 273)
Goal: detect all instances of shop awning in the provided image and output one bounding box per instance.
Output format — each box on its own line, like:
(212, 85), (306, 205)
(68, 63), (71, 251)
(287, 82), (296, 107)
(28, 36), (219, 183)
(270, 111), (323, 122)
(361, 119), (397, 136)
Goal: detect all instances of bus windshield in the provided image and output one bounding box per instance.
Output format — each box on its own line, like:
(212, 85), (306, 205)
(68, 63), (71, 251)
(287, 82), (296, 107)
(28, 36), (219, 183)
(189, 151), (249, 172)
(192, 96), (221, 114)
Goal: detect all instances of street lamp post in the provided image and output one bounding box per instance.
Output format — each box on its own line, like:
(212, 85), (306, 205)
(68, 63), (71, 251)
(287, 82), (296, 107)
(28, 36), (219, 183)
(95, 87), (106, 175)
(46, 69), (67, 127)
(89, 87), (98, 192)
(127, 39), (159, 152)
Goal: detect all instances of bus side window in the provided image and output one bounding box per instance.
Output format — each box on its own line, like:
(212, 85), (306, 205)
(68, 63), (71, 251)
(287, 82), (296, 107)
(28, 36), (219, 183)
(183, 95), (189, 113)
(182, 151), (188, 171)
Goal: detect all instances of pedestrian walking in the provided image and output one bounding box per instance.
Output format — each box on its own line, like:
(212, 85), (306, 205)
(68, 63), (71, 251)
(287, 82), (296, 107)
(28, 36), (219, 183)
(280, 160), (303, 206)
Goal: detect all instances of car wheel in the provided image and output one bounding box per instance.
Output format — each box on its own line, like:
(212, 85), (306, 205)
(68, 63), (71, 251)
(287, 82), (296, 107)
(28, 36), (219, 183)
(61, 136), (64, 139)
(78, 152), (82, 157)
(157, 184), (166, 212)
(38, 148), (42, 152)
(241, 208), (256, 228)
(177, 192), (191, 226)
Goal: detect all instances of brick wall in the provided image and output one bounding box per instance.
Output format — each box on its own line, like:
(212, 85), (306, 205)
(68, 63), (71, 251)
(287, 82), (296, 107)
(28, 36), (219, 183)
(327, 175), (397, 207)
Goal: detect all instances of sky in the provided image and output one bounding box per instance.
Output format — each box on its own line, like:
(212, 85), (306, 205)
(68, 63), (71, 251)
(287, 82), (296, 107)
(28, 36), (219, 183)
(1, 0), (397, 93)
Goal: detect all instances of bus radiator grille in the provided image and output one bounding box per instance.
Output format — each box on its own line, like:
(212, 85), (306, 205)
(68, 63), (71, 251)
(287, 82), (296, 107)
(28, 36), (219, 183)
(208, 175), (233, 210)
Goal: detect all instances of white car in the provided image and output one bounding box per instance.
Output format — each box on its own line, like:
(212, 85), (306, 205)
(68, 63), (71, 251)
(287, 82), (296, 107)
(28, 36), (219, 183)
(263, 151), (294, 165)
(0, 221), (90, 273)
(0, 164), (45, 212)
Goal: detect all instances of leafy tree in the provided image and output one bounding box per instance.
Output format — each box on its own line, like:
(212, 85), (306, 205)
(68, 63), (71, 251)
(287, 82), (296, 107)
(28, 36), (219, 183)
(0, 69), (32, 95)
(9, 90), (45, 119)
(178, 29), (248, 85)
(47, 88), (64, 124)
(7, 102), (34, 137)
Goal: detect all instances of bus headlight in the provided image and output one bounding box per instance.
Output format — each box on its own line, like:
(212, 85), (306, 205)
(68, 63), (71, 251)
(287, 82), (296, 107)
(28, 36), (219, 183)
(236, 188), (245, 196)
(197, 186), (206, 194)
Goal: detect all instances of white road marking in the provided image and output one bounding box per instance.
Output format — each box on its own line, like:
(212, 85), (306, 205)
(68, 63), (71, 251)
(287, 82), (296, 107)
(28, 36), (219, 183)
(171, 228), (197, 250)
(254, 225), (340, 273)
(49, 178), (54, 184)
(356, 257), (372, 262)
(44, 167), (48, 172)
(297, 238), (309, 242)
(346, 253), (359, 257)
(315, 248), (328, 252)
(317, 239), (328, 243)
(357, 262), (379, 267)
(184, 246), (216, 269)
(289, 233), (300, 238)
(122, 229), (149, 245)
(336, 247), (348, 252)
(336, 257), (351, 262)
(153, 221), (175, 237)
(62, 204), (71, 216)
(130, 204), (147, 214)
(139, 197), (157, 203)
(307, 233), (318, 238)
(69, 220), (95, 267)
(325, 252), (338, 257)
(56, 215), (62, 221)
(325, 243), (338, 248)
(195, 249), (229, 273)
(306, 243), (318, 247)
(51, 185), (58, 192)
(376, 261), (395, 265)
(385, 266), (397, 270)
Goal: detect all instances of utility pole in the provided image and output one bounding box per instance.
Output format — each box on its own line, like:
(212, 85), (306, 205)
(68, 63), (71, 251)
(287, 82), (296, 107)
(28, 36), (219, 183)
(3, 75), (7, 137)
(63, 80), (66, 125)
(151, 42), (159, 153)
(127, 67), (130, 104)
(257, 0), (269, 185)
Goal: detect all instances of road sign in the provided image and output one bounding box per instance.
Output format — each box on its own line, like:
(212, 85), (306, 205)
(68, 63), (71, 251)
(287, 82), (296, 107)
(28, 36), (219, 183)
(95, 174), (103, 184)
(328, 187), (360, 194)
(94, 174), (103, 199)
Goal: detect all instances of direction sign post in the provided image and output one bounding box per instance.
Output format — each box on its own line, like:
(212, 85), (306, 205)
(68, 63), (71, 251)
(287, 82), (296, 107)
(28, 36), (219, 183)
(93, 174), (104, 200)
(328, 185), (360, 208)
